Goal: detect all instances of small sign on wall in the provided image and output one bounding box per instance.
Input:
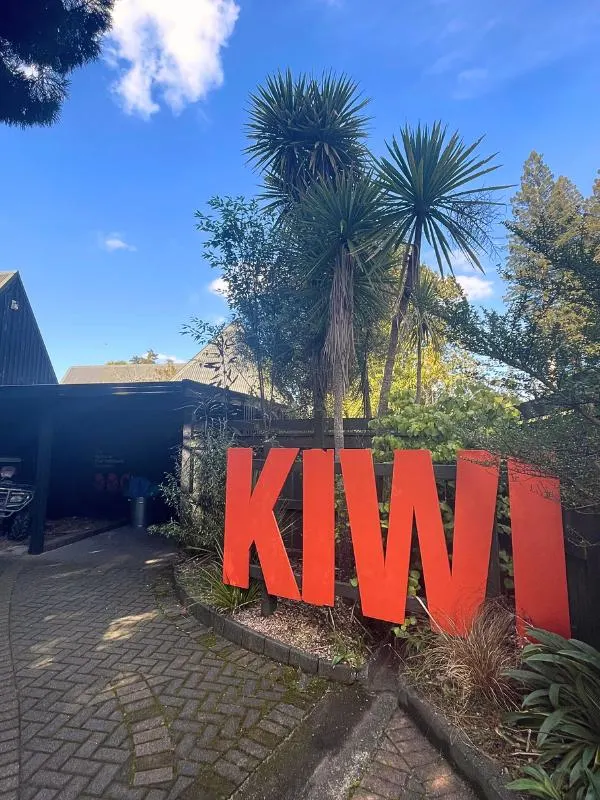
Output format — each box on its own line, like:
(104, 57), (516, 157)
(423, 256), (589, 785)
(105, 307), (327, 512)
(223, 448), (571, 638)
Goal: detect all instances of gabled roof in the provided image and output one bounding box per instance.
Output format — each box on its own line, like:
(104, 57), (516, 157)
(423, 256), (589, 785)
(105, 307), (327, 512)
(61, 325), (261, 398)
(170, 325), (260, 397)
(61, 364), (175, 384)
(0, 272), (17, 291)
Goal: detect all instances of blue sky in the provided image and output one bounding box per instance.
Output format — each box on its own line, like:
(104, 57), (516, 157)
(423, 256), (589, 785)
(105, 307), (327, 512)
(1, 0), (599, 380)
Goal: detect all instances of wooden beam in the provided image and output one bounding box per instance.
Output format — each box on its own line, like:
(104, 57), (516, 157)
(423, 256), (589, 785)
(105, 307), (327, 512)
(28, 409), (53, 555)
(180, 405), (194, 495)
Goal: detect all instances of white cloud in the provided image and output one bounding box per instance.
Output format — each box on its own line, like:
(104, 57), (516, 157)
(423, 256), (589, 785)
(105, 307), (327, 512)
(420, 0), (600, 99)
(156, 353), (186, 363)
(456, 274), (493, 300)
(102, 233), (136, 252)
(106, 0), (240, 117)
(208, 277), (229, 296)
(455, 67), (489, 98)
(448, 250), (473, 274)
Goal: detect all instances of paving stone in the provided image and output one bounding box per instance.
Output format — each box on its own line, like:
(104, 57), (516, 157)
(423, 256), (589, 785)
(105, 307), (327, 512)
(135, 737), (172, 757)
(361, 772), (406, 798)
(133, 726), (169, 745)
(29, 770), (71, 789)
(2, 529), (472, 800)
(213, 758), (248, 785)
(61, 756), (103, 777)
(131, 716), (163, 733)
(88, 763), (121, 795)
(133, 766), (174, 786)
(0, 774), (19, 792)
(238, 737), (270, 760)
(31, 789), (58, 800)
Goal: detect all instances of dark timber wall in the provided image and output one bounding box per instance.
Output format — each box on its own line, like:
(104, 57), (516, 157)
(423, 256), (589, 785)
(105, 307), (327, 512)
(0, 273), (56, 386)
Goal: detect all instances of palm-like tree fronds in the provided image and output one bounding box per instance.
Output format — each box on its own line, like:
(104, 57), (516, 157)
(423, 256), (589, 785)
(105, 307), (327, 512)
(376, 122), (509, 416)
(246, 70), (371, 212)
(402, 271), (445, 351)
(377, 122), (508, 273)
(291, 172), (392, 451)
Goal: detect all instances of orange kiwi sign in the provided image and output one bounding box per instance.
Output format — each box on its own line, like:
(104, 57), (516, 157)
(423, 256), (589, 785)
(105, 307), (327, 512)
(223, 448), (571, 638)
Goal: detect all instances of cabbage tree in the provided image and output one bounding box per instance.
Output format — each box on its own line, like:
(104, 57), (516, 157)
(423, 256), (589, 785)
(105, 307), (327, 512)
(376, 123), (507, 416)
(292, 173), (393, 453)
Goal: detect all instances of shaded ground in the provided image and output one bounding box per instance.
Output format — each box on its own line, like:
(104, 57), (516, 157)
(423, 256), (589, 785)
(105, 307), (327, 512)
(0, 527), (476, 799)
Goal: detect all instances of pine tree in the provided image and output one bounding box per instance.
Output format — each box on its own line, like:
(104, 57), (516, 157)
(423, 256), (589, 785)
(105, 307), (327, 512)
(443, 156), (600, 505)
(503, 152), (594, 367)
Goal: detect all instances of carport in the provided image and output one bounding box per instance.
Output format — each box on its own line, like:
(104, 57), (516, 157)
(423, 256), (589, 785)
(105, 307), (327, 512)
(0, 380), (259, 554)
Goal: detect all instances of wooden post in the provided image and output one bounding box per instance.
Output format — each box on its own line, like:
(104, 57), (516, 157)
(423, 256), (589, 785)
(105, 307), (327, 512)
(260, 583), (278, 617)
(28, 409), (53, 555)
(486, 523), (502, 598)
(180, 405), (194, 495)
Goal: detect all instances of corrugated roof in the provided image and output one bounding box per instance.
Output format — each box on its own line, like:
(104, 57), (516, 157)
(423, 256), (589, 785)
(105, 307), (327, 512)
(171, 329), (260, 397)
(0, 272), (17, 291)
(61, 364), (177, 384)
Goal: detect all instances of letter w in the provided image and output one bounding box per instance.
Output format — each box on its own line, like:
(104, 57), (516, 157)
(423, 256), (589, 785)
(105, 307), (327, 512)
(341, 449), (499, 633)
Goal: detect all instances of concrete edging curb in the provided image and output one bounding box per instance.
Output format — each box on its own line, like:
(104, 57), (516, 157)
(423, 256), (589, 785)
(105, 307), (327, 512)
(174, 576), (367, 685)
(42, 520), (128, 552)
(396, 674), (516, 800)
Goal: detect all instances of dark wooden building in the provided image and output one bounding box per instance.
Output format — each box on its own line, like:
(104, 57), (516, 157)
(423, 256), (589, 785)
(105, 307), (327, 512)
(0, 271), (56, 386)
(0, 379), (261, 554)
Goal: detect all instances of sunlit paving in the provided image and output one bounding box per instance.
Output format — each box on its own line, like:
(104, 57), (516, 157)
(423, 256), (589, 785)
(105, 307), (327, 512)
(102, 611), (158, 642)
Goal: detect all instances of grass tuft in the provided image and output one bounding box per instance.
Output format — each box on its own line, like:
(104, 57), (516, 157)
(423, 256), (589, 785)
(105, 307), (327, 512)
(407, 601), (520, 711)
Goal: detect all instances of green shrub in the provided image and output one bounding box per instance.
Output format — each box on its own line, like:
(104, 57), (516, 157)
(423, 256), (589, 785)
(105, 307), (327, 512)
(149, 424), (234, 554)
(371, 386), (517, 463)
(507, 629), (600, 799)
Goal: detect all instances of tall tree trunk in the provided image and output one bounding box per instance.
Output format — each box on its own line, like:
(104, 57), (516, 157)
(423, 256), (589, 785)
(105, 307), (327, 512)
(377, 247), (412, 418)
(312, 350), (326, 448)
(325, 253), (354, 457)
(361, 355), (372, 419)
(415, 330), (423, 404)
(376, 313), (399, 419)
(332, 360), (345, 456)
(256, 355), (267, 426)
(377, 225), (423, 417)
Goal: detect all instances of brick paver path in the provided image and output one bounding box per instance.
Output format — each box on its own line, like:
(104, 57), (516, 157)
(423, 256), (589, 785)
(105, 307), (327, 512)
(0, 527), (478, 800)
(351, 710), (476, 800)
(0, 528), (327, 800)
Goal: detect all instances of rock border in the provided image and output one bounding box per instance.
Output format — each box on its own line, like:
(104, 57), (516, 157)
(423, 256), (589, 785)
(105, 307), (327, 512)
(396, 674), (516, 800)
(174, 576), (367, 685)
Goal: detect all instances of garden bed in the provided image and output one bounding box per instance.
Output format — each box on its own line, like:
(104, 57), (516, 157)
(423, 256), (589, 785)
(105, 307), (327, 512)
(175, 558), (373, 682)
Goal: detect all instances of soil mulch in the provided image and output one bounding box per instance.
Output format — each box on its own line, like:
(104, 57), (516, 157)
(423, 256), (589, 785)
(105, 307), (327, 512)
(235, 597), (371, 667)
(44, 517), (114, 538)
(177, 558), (371, 667)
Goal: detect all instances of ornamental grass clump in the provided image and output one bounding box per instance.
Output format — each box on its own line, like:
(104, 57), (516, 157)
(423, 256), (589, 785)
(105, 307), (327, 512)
(408, 601), (519, 711)
(195, 560), (261, 615)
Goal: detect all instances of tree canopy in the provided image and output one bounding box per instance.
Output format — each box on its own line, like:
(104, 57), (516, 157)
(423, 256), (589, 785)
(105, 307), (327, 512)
(444, 152), (600, 505)
(0, 0), (113, 127)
